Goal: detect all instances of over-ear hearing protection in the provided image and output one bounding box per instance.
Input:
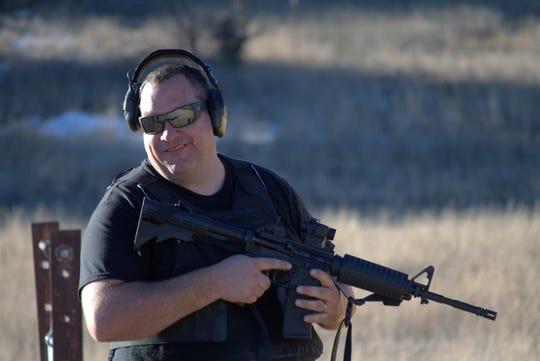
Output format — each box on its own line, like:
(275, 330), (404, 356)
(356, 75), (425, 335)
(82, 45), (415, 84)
(123, 49), (228, 137)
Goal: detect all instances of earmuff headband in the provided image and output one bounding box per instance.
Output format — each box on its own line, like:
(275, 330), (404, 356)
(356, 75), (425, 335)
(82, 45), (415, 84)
(128, 49), (220, 91)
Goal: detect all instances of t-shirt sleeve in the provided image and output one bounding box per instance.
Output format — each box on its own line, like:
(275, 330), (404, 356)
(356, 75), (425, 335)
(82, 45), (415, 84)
(78, 186), (150, 295)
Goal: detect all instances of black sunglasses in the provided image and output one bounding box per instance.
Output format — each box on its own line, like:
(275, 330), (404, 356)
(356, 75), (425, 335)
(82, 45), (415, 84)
(138, 101), (207, 135)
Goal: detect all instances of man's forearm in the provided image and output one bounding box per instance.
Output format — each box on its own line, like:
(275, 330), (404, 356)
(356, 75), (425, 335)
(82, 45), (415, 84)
(81, 266), (220, 342)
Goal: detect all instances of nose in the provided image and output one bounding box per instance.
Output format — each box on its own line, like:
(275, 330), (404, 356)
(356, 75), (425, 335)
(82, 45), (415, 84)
(160, 120), (179, 140)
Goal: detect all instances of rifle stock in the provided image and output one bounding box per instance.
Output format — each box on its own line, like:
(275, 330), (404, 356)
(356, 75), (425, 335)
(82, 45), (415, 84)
(134, 198), (497, 338)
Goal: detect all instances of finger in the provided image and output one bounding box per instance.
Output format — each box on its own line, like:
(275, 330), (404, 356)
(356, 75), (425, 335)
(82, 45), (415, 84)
(296, 280), (337, 302)
(296, 285), (325, 299)
(322, 300), (328, 312)
(256, 273), (271, 291)
(303, 312), (328, 324)
(252, 257), (292, 272)
(254, 285), (265, 298)
(309, 269), (335, 288)
(296, 298), (327, 313)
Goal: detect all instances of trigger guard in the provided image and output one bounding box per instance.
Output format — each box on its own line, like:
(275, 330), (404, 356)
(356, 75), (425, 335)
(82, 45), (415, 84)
(268, 269), (292, 287)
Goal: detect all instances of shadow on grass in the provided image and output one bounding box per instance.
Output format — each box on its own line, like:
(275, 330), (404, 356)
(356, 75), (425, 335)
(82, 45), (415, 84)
(1, 55), (538, 217)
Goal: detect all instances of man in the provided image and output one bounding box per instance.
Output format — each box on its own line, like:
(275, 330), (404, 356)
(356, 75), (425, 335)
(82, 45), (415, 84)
(79, 50), (353, 361)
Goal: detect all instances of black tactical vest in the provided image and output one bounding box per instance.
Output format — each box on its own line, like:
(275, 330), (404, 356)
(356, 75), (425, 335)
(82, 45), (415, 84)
(109, 156), (323, 360)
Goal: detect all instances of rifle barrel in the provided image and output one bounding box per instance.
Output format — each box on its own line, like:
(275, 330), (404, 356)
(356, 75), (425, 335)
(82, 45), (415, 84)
(422, 290), (497, 320)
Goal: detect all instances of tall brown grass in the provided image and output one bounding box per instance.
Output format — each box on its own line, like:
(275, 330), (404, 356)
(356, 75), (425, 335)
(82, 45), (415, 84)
(317, 206), (539, 361)
(1, 206), (537, 360)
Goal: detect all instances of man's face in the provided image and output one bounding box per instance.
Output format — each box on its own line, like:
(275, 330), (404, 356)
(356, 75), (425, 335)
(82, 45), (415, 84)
(139, 74), (216, 185)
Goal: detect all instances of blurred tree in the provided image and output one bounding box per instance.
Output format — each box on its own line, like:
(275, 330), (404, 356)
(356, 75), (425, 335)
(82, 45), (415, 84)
(165, 0), (260, 64)
(212, 0), (255, 64)
(165, 0), (202, 53)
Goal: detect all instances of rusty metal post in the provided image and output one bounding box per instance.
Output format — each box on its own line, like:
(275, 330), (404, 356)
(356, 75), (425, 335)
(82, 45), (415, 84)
(32, 223), (83, 361)
(50, 229), (83, 361)
(32, 222), (59, 361)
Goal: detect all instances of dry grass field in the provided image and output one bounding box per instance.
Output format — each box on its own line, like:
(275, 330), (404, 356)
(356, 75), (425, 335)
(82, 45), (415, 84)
(0, 1), (538, 360)
(1, 206), (537, 360)
(318, 206), (539, 361)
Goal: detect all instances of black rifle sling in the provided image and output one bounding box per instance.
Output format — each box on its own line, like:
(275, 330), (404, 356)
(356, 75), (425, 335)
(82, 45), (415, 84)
(330, 296), (358, 361)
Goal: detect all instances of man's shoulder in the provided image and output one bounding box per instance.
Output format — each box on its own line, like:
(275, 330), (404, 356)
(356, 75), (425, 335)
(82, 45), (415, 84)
(105, 160), (159, 193)
(97, 160), (157, 209)
(220, 154), (289, 190)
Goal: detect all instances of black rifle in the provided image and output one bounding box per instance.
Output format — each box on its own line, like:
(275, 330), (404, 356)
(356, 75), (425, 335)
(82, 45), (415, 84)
(134, 198), (497, 339)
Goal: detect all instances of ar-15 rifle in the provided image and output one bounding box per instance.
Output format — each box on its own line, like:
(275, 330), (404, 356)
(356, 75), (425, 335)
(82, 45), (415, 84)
(134, 198), (497, 340)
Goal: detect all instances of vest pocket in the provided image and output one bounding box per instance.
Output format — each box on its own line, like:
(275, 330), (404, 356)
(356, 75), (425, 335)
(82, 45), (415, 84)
(155, 300), (227, 342)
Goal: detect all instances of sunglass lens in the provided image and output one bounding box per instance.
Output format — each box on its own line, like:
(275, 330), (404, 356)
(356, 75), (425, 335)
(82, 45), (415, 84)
(140, 118), (163, 135)
(169, 108), (195, 128)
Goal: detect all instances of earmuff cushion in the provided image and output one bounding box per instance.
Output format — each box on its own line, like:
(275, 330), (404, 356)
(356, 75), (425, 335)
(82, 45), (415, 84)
(123, 83), (141, 132)
(208, 89), (226, 137)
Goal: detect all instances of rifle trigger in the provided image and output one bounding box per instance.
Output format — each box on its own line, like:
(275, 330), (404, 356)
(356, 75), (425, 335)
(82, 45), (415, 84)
(174, 201), (192, 212)
(267, 268), (294, 288)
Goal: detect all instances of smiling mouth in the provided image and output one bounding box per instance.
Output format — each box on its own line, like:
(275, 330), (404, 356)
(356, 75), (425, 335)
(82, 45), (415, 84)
(165, 143), (187, 152)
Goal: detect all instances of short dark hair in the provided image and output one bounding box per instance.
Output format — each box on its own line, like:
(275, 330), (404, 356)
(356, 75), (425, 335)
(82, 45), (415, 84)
(141, 63), (211, 101)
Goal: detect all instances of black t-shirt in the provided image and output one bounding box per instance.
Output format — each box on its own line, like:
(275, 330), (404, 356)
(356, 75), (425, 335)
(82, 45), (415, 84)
(79, 155), (310, 289)
(79, 155), (322, 361)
